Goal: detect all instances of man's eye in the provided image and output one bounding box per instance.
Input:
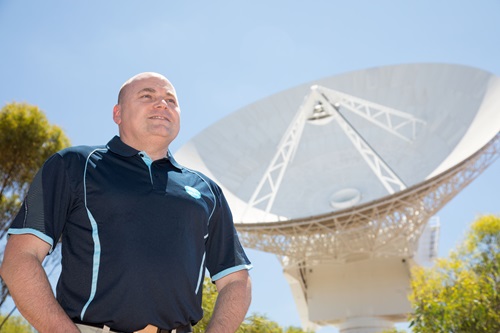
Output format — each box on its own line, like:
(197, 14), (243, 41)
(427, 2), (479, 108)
(168, 99), (177, 104)
(141, 94), (152, 99)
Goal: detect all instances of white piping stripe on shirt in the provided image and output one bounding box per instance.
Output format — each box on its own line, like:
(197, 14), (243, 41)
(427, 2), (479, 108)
(195, 252), (206, 295)
(183, 168), (217, 224)
(183, 168), (217, 294)
(80, 148), (107, 320)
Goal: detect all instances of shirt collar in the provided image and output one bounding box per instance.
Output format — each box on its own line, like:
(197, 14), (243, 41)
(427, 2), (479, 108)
(106, 136), (139, 157)
(106, 136), (183, 170)
(167, 150), (183, 170)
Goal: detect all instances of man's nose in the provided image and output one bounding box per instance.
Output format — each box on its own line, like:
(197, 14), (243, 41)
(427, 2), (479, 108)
(155, 99), (169, 109)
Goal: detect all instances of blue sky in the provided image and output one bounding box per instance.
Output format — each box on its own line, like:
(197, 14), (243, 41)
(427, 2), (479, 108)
(1, 1), (499, 332)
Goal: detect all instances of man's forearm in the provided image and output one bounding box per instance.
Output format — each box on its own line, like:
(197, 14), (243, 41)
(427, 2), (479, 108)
(206, 273), (252, 333)
(1, 250), (79, 333)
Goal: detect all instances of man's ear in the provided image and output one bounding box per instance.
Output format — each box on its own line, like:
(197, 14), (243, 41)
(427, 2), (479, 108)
(113, 104), (122, 125)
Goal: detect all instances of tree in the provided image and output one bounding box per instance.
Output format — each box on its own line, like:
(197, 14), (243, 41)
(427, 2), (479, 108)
(0, 314), (34, 333)
(193, 277), (218, 332)
(0, 102), (70, 306)
(408, 215), (500, 333)
(194, 277), (313, 333)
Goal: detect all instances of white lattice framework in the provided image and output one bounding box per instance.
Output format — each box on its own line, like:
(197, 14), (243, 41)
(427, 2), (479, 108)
(235, 132), (499, 268)
(243, 86), (426, 221)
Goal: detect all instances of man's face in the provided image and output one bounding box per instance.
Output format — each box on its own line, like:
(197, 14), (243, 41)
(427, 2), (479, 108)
(113, 75), (181, 148)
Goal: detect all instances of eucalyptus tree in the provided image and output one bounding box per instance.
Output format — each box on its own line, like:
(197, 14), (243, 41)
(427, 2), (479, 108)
(0, 102), (70, 306)
(409, 215), (500, 333)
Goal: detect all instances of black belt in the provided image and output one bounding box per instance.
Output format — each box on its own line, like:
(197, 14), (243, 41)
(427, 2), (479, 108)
(73, 320), (192, 333)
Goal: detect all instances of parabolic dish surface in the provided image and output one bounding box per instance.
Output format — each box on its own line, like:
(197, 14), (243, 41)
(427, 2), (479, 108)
(175, 63), (500, 223)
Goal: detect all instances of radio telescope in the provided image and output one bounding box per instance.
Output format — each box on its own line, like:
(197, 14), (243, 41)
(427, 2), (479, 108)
(175, 63), (500, 332)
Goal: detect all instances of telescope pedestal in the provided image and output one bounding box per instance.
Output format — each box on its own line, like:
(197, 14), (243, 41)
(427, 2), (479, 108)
(284, 257), (412, 332)
(339, 317), (394, 333)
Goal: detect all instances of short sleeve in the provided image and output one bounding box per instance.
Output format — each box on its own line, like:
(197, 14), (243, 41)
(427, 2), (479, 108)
(204, 184), (252, 281)
(8, 153), (72, 253)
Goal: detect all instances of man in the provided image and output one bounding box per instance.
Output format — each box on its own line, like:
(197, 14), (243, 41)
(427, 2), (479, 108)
(0, 72), (252, 333)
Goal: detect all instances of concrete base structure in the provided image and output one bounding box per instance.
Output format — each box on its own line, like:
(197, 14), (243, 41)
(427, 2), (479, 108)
(284, 257), (412, 332)
(339, 317), (394, 333)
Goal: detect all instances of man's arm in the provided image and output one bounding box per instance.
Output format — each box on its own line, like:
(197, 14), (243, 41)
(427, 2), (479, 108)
(206, 269), (252, 333)
(0, 234), (80, 333)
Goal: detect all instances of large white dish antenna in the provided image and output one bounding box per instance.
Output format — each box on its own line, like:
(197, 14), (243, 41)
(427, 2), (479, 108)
(175, 63), (500, 332)
(176, 63), (500, 224)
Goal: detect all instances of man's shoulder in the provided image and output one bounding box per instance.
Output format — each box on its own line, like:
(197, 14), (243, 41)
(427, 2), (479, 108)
(180, 166), (224, 194)
(181, 165), (211, 182)
(49, 144), (109, 169)
(38, 144), (109, 178)
(57, 144), (108, 158)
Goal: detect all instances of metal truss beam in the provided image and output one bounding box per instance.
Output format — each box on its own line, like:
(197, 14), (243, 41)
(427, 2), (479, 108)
(319, 92), (407, 194)
(316, 86), (426, 142)
(236, 132), (500, 267)
(243, 85), (423, 220)
(243, 89), (321, 219)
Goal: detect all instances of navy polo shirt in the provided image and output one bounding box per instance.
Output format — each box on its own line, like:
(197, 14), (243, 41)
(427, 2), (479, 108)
(8, 136), (252, 332)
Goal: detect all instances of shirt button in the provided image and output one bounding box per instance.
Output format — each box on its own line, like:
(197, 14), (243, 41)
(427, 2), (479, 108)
(154, 173), (159, 178)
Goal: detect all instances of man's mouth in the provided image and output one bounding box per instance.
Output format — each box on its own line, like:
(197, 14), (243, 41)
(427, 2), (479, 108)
(149, 116), (168, 121)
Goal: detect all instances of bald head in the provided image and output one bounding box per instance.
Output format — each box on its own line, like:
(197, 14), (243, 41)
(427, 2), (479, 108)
(117, 72), (175, 104)
(112, 71), (181, 159)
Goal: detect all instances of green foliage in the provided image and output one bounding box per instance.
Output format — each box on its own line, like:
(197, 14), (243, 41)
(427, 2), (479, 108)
(193, 278), (218, 332)
(0, 314), (35, 332)
(237, 313), (313, 333)
(408, 215), (500, 333)
(0, 102), (70, 306)
(0, 102), (70, 192)
(194, 277), (313, 333)
(283, 326), (314, 333)
(0, 102), (70, 229)
(238, 313), (282, 333)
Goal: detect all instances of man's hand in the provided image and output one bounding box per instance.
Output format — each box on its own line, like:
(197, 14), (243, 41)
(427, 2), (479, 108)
(0, 234), (80, 333)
